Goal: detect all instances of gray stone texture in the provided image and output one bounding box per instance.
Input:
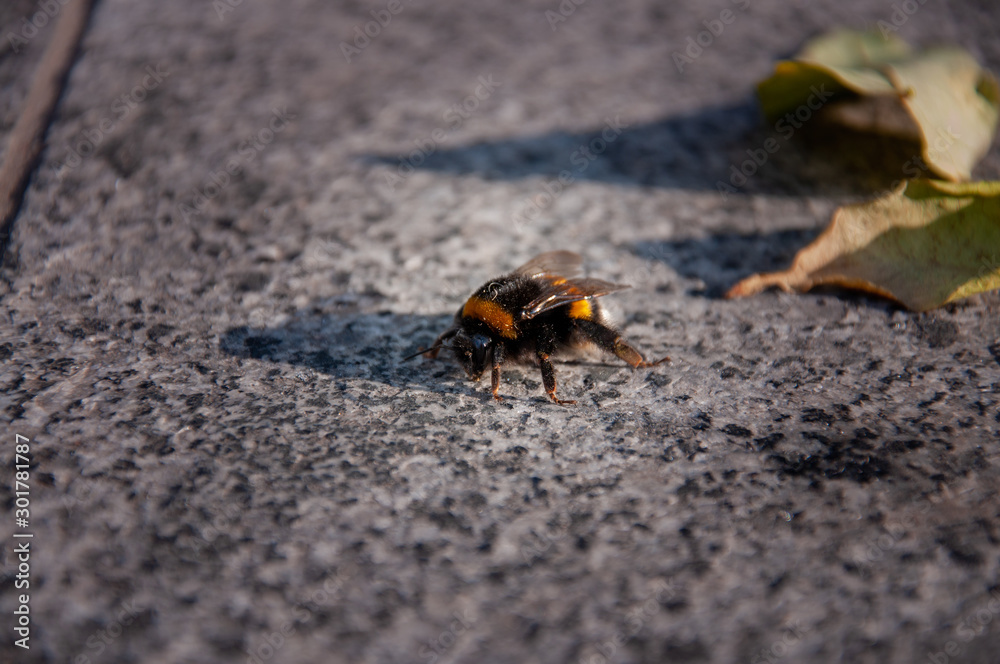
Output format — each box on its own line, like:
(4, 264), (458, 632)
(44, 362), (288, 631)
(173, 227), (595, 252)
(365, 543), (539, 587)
(1, 1), (999, 663)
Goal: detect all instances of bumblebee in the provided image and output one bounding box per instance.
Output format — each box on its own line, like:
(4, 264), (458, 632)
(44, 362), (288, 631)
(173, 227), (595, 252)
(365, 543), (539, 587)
(407, 251), (668, 404)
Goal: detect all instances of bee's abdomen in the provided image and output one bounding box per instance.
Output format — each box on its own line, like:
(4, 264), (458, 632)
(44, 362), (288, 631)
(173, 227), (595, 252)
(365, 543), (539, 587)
(567, 299), (596, 321)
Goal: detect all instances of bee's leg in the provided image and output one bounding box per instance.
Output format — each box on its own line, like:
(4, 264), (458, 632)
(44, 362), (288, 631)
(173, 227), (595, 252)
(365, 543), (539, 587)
(490, 344), (506, 401)
(536, 348), (576, 405)
(425, 327), (458, 359)
(574, 320), (669, 368)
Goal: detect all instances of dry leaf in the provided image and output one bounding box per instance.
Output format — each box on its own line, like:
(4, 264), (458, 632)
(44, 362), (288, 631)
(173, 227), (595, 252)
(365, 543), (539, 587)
(726, 179), (1000, 311)
(757, 29), (1000, 181)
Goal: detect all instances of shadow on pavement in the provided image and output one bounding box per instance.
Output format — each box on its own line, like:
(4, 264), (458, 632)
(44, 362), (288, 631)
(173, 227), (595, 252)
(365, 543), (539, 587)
(219, 311), (480, 396)
(362, 98), (928, 198)
(631, 229), (821, 298)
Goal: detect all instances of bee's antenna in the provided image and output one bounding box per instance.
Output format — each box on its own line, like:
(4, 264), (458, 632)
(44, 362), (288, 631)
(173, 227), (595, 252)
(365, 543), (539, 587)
(402, 344), (447, 361)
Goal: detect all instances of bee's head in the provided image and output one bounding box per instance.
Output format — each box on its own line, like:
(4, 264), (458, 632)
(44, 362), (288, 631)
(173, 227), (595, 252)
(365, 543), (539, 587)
(451, 329), (493, 380)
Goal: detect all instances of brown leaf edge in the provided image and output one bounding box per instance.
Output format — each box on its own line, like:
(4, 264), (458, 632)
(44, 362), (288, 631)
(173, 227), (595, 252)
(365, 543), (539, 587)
(723, 180), (1000, 309)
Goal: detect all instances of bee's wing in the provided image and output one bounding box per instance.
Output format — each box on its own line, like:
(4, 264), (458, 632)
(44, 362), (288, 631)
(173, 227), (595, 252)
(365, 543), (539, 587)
(514, 251), (583, 279)
(520, 277), (630, 320)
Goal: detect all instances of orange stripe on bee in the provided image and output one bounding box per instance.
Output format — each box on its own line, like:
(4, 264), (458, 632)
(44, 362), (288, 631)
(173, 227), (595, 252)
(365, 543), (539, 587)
(569, 299), (593, 320)
(463, 296), (518, 339)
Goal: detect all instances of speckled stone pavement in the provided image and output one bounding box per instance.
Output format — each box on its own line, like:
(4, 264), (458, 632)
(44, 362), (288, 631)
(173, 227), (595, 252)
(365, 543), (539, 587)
(1, 1), (999, 663)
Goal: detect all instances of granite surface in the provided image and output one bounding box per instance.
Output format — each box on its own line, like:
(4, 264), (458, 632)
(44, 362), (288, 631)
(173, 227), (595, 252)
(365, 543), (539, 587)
(1, 1), (999, 663)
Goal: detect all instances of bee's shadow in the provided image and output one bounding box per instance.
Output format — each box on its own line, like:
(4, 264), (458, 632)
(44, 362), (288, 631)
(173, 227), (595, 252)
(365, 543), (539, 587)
(219, 310), (473, 395)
